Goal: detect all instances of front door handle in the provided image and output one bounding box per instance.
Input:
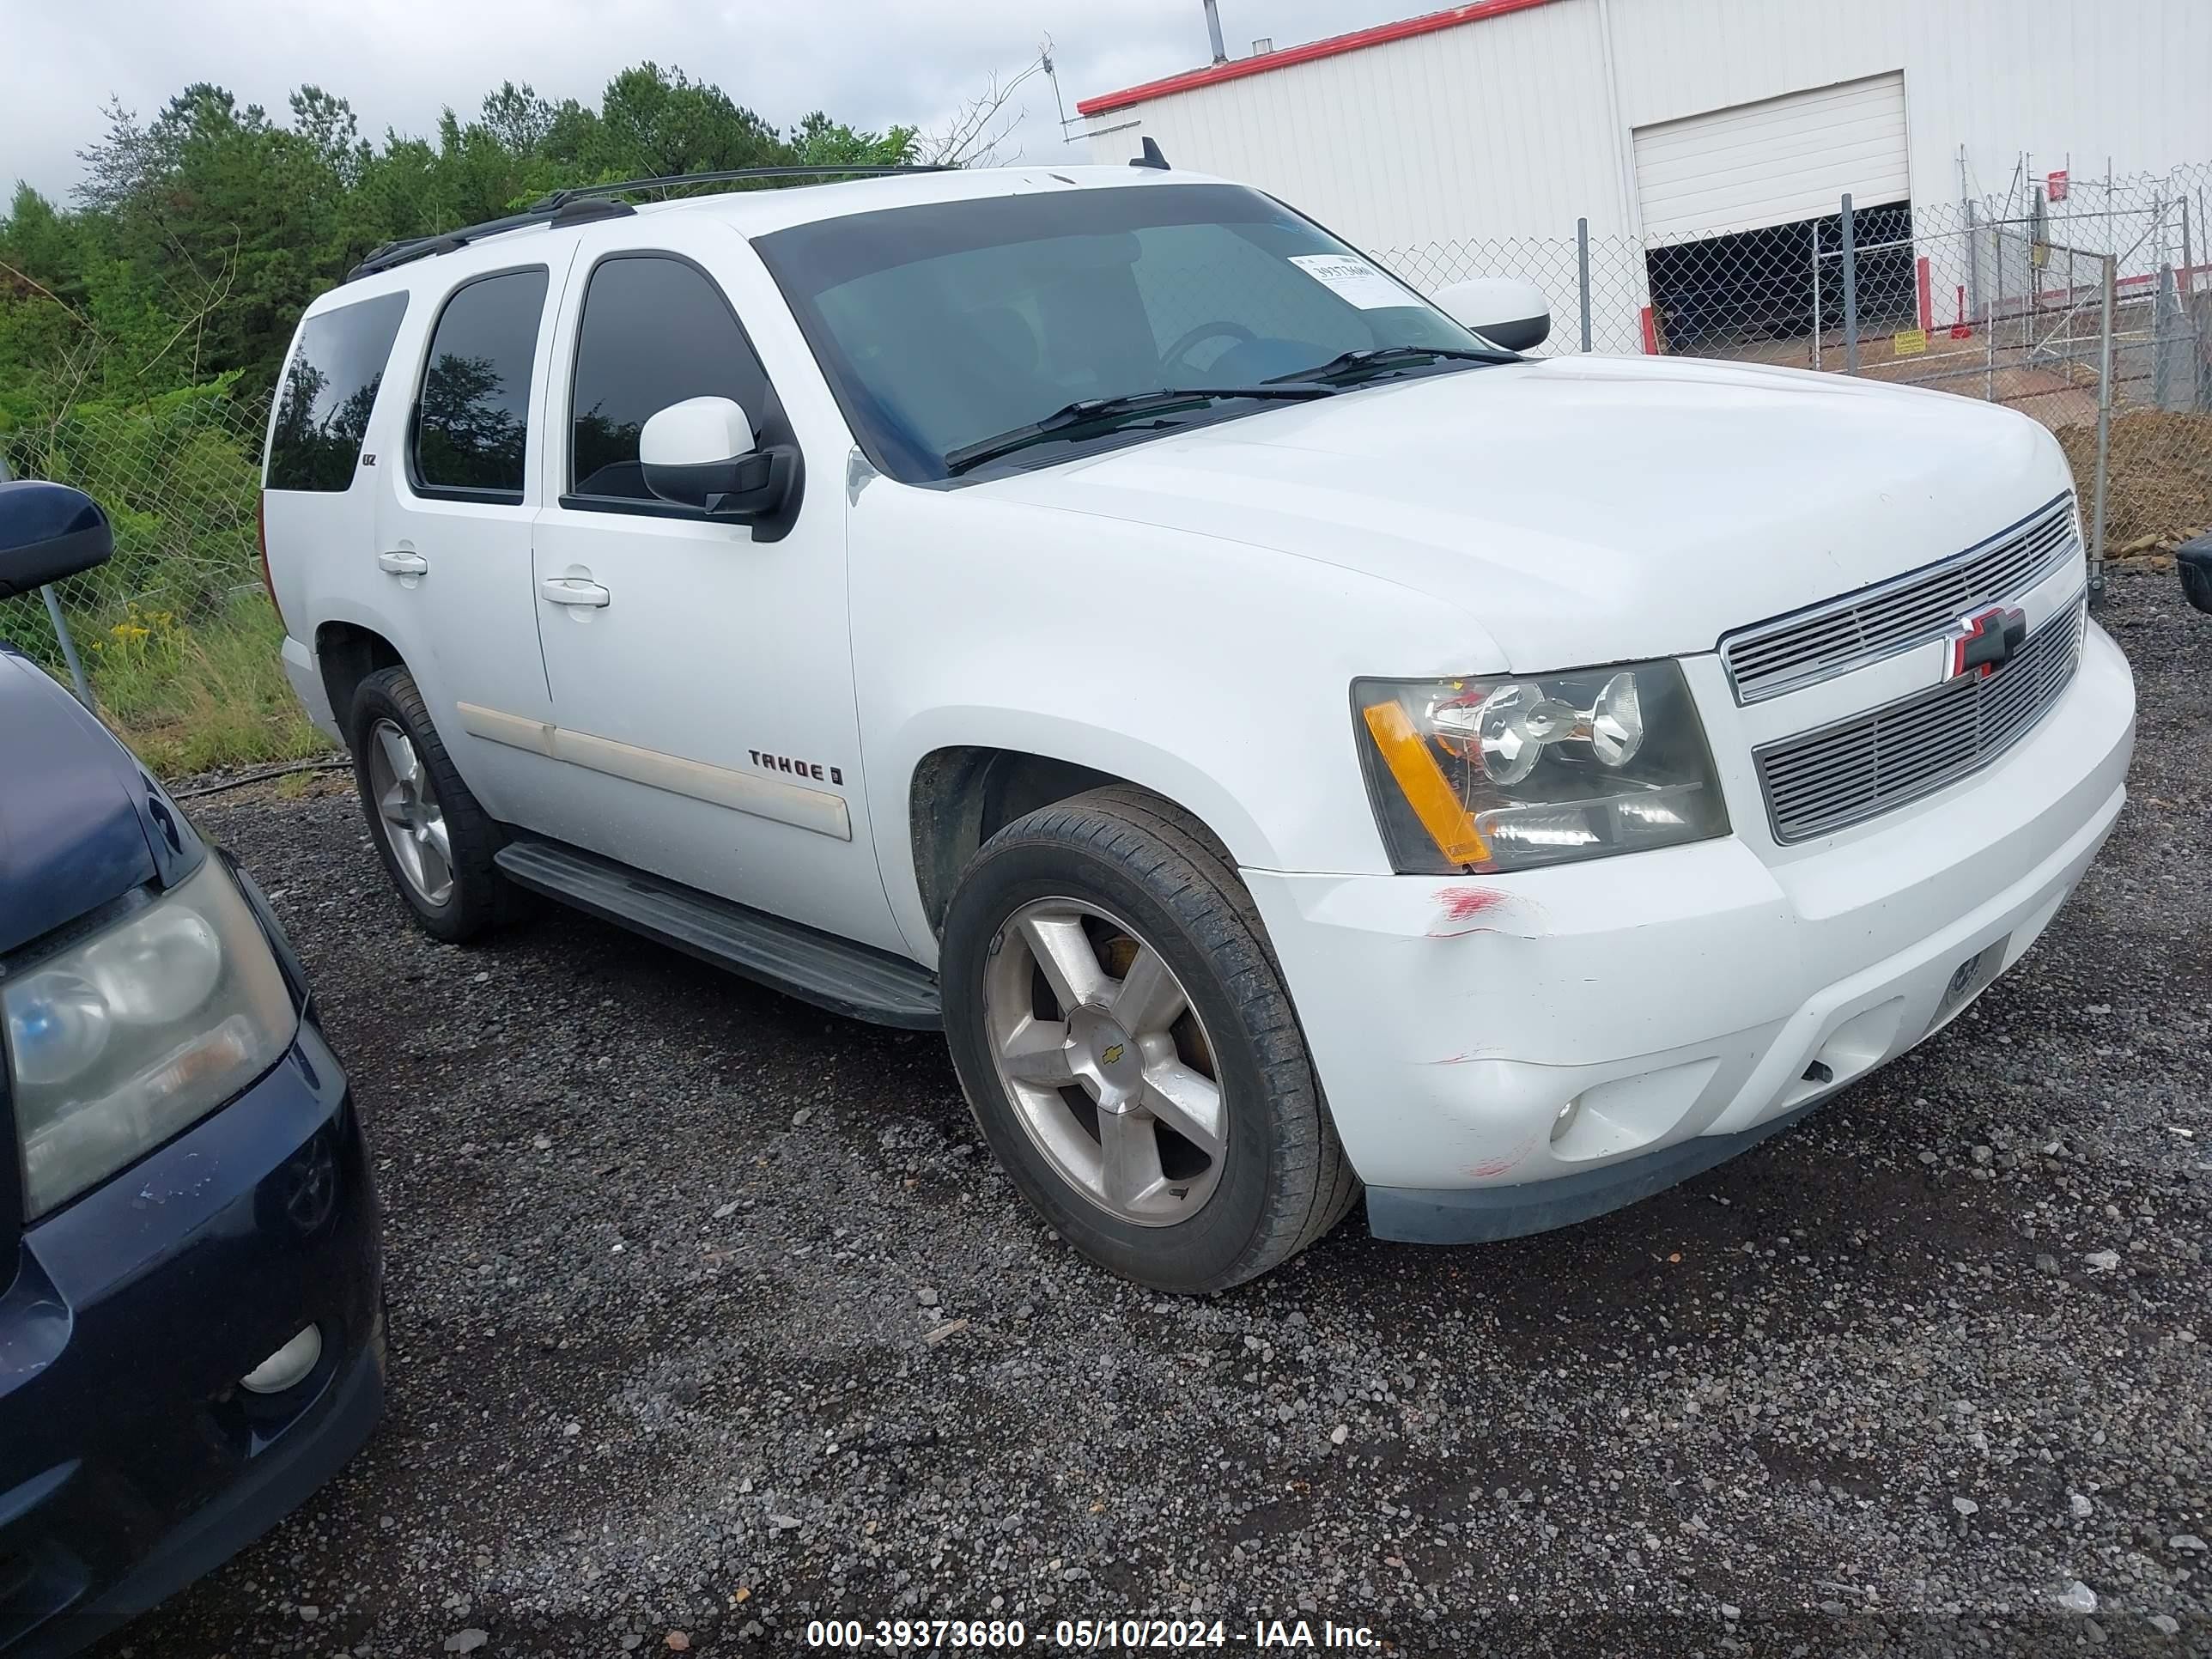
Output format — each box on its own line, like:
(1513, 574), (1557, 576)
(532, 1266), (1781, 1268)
(540, 576), (611, 608)
(377, 550), (428, 577)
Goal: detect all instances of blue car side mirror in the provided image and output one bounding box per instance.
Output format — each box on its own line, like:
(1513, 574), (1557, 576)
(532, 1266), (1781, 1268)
(0, 479), (113, 599)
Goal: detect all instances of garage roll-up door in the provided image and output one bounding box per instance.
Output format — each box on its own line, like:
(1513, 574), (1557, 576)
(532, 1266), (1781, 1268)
(1633, 72), (1909, 240)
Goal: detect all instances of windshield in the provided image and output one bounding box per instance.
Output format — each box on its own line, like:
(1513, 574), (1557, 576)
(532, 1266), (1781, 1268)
(753, 183), (1490, 483)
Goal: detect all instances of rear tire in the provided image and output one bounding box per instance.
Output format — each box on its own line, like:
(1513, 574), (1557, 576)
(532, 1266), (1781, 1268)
(348, 665), (504, 943)
(939, 787), (1357, 1292)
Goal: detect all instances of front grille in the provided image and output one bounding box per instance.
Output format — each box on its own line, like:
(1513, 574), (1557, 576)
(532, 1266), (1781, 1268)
(1754, 592), (2087, 843)
(1722, 495), (2078, 702)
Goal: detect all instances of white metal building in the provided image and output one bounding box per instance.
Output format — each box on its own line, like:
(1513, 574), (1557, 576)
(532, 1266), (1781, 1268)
(1079, 0), (2212, 351)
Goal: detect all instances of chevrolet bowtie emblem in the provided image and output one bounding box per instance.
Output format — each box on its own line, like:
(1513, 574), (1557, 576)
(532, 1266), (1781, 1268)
(1947, 604), (2027, 682)
(1100, 1043), (1126, 1066)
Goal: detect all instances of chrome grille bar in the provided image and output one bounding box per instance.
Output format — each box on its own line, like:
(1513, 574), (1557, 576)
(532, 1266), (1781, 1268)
(1721, 495), (2078, 703)
(1753, 592), (2087, 843)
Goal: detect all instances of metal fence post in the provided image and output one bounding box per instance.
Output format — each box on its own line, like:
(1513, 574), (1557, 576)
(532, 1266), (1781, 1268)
(1965, 198), (1981, 318)
(0, 453), (94, 709)
(40, 586), (94, 708)
(1810, 221), (1823, 369)
(1990, 218), (2006, 392)
(2090, 252), (2116, 607)
(1576, 216), (1593, 352)
(2183, 195), (2194, 301)
(1984, 289), (1996, 402)
(1840, 193), (1860, 374)
(2155, 264), (2179, 409)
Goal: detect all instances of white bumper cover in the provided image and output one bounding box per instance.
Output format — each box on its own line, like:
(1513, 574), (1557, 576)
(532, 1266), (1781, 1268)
(1246, 623), (2135, 1240)
(280, 635), (343, 745)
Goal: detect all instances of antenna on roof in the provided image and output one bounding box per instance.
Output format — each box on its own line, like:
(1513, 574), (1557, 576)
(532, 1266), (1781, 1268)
(1130, 137), (1170, 171)
(1202, 0), (1229, 64)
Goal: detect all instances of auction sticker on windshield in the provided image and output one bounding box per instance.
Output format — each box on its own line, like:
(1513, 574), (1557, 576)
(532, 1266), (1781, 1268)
(1288, 252), (1411, 309)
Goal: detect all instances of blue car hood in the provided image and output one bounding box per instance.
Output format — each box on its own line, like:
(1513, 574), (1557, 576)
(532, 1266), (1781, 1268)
(0, 649), (198, 957)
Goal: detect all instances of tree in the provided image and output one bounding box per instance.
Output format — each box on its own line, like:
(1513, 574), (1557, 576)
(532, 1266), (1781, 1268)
(596, 64), (784, 179)
(479, 82), (556, 158)
(289, 87), (368, 187)
(1, 61), (927, 429)
(923, 52), (1052, 167)
(791, 112), (917, 169)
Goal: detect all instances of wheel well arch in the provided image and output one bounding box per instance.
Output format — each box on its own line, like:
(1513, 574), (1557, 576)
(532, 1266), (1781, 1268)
(906, 746), (1235, 938)
(314, 620), (404, 737)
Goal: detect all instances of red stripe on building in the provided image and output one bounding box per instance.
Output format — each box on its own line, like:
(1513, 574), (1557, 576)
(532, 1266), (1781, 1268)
(1077, 0), (1565, 118)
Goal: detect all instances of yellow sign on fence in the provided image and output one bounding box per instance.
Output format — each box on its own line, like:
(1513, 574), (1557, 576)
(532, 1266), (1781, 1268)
(1892, 327), (1929, 357)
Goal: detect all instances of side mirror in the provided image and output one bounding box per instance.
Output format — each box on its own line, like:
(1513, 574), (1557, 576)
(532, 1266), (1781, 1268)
(0, 480), (113, 599)
(640, 396), (795, 526)
(1432, 277), (1553, 353)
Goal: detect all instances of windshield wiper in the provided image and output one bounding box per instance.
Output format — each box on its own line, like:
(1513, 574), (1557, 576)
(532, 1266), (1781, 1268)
(1268, 344), (1518, 386)
(942, 385), (1335, 476)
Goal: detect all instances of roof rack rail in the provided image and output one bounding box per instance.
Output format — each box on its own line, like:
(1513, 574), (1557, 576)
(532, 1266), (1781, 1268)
(344, 162), (958, 284)
(535, 161), (955, 212)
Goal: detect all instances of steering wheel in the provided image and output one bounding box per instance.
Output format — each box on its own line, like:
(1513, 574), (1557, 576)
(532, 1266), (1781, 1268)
(1162, 319), (1258, 375)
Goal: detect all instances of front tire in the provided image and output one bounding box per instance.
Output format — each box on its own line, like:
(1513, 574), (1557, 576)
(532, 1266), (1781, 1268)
(939, 787), (1357, 1292)
(348, 665), (503, 943)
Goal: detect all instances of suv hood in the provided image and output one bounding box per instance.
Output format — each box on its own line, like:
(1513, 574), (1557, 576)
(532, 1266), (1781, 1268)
(987, 354), (2072, 671)
(0, 650), (191, 956)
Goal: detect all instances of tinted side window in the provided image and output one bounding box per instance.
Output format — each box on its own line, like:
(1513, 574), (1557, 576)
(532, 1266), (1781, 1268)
(267, 293), (409, 492)
(413, 268), (549, 499)
(569, 257), (774, 501)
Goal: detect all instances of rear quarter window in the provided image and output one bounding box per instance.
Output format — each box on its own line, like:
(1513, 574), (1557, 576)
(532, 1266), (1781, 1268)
(266, 292), (410, 492)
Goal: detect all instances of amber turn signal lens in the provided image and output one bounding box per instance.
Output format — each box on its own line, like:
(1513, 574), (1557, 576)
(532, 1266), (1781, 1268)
(1360, 701), (1491, 866)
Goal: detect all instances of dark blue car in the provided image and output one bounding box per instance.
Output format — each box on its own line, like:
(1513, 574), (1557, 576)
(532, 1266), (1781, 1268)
(0, 480), (382, 1656)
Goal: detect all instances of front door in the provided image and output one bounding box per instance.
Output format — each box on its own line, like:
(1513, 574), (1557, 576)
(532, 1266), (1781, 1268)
(523, 217), (901, 953)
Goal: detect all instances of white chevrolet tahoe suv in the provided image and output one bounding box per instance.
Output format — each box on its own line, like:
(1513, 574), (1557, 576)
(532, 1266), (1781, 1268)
(262, 161), (2136, 1292)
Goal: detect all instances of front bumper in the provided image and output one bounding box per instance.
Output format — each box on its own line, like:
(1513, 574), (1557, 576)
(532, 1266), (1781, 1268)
(0, 1015), (382, 1657)
(1247, 621), (2136, 1243)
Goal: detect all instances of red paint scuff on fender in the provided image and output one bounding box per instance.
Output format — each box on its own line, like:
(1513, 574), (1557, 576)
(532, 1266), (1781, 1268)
(1430, 884), (1515, 938)
(1438, 885), (1506, 921)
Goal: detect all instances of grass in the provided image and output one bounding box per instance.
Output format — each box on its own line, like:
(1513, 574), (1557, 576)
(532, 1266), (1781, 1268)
(71, 591), (334, 777)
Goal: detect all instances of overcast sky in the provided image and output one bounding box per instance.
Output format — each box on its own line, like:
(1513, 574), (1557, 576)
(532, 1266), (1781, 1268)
(1, 0), (1420, 201)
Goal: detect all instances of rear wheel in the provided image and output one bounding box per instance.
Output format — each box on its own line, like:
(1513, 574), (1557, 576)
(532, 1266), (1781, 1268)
(940, 787), (1357, 1291)
(348, 665), (503, 943)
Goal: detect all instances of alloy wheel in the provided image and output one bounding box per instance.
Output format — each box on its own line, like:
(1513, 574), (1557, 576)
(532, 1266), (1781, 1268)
(366, 717), (453, 907)
(981, 897), (1227, 1226)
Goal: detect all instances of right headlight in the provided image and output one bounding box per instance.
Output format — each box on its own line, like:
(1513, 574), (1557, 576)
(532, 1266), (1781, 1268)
(1353, 659), (1729, 873)
(3, 857), (298, 1219)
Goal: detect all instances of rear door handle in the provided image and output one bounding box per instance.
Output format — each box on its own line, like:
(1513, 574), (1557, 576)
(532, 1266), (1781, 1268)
(540, 576), (611, 608)
(377, 550), (428, 576)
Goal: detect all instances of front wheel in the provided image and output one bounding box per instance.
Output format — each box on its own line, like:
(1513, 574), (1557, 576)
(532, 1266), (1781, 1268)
(939, 787), (1357, 1292)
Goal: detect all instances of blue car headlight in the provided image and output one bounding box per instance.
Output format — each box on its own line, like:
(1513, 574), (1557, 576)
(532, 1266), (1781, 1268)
(3, 858), (298, 1218)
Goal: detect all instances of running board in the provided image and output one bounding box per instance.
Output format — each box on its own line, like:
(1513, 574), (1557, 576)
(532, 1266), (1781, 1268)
(493, 838), (940, 1029)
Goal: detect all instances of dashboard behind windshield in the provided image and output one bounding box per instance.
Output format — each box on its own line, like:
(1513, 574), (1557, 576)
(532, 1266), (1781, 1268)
(753, 183), (1484, 483)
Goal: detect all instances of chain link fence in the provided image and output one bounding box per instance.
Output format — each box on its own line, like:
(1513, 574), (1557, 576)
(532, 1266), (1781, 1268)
(1374, 157), (2212, 584)
(0, 390), (270, 700)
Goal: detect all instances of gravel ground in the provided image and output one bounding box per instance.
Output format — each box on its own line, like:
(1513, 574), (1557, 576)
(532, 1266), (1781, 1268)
(96, 568), (2208, 1659)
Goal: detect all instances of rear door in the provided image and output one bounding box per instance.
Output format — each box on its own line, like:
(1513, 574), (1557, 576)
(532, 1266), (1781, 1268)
(522, 216), (902, 952)
(371, 252), (574, 827)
